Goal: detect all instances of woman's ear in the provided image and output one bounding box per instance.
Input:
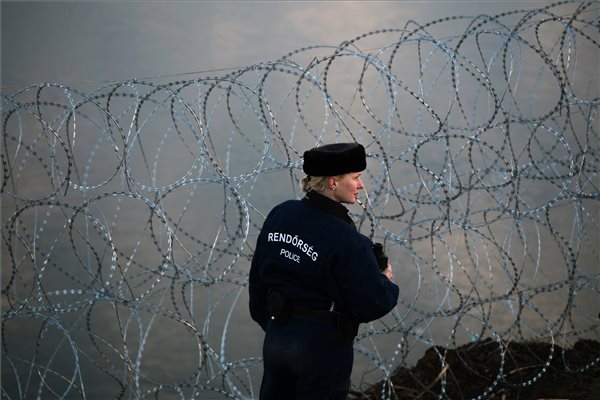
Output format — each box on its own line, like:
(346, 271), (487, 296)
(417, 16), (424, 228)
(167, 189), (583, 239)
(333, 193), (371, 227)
(328, 177), (337, 191)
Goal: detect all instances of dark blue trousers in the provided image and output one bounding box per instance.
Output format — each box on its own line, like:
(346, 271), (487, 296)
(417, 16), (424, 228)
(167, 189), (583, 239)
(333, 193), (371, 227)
(260, 315), (354, 400)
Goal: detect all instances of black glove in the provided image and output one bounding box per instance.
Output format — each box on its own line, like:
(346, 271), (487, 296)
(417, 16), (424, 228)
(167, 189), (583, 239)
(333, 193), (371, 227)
(372, 242), (388, 271)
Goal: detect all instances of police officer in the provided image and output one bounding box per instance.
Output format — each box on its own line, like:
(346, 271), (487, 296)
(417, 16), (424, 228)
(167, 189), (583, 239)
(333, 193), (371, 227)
(249, 142), (399, 399)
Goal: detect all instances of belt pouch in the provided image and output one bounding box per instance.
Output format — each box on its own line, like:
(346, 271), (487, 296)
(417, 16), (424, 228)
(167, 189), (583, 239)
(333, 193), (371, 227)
(336, 313), (359, 344)
(266, 289), (291, 325)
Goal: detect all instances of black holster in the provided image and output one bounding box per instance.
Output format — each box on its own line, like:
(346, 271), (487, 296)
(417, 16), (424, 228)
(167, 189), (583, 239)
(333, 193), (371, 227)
(266, 289), (291, 325)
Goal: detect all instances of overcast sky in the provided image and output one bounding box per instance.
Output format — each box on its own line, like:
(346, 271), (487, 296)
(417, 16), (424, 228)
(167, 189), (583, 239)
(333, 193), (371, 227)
(2, 1), (553, 88)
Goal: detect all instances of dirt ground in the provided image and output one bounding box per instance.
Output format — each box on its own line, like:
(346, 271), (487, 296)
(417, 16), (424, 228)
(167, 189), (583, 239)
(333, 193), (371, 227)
(349, 339), (600, 400)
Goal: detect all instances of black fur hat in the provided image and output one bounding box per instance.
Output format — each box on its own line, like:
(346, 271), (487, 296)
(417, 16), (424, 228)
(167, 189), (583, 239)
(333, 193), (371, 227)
(303, 143), (366, 176)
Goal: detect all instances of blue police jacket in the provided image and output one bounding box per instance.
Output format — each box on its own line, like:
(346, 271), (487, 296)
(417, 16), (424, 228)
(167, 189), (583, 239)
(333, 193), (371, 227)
(249, 190), (399, 330)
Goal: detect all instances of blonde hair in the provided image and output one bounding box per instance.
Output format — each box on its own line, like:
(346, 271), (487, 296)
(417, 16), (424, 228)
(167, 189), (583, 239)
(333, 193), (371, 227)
(301, 176), (327, 193)
(301, 175), (346, 193)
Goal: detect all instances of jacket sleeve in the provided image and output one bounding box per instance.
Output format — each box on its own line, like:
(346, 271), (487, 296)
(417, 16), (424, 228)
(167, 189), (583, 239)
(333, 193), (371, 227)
(249, 236), (268, 331)
(332, 236), (399, 323)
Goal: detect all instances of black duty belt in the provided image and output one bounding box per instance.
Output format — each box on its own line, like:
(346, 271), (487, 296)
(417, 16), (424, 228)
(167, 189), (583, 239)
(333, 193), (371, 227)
(290, 304), (338, 324)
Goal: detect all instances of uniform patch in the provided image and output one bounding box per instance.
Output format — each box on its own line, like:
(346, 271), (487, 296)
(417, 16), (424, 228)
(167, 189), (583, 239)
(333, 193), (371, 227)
(267, 231), (319, 261)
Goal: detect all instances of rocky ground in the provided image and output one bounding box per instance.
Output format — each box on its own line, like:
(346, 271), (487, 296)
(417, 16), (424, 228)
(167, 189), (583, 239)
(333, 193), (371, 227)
(349, 339), (600, 400)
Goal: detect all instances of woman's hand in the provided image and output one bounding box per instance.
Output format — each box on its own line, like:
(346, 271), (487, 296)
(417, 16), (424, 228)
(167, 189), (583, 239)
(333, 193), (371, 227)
(382, 264), (393, 281)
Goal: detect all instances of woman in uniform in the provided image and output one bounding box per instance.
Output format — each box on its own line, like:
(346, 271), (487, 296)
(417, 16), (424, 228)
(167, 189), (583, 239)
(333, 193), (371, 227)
(249, 142), (399, 400)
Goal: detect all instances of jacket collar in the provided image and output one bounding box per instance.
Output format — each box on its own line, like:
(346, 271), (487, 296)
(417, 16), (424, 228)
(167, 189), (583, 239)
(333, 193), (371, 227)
(302, 190), (356, 228)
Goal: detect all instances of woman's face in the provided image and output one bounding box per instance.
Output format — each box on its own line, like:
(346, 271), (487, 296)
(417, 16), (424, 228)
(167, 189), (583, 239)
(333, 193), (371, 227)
(330, 172), (364, 204)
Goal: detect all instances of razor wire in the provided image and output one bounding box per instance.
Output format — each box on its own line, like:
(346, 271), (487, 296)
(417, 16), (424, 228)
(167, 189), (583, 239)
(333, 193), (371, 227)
(2, 1), (599, 399)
